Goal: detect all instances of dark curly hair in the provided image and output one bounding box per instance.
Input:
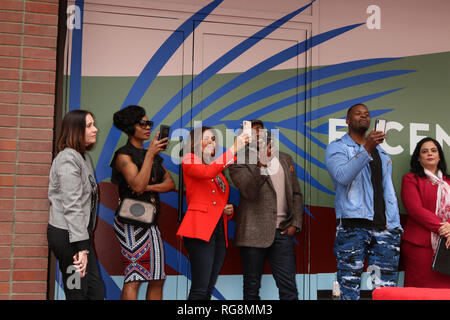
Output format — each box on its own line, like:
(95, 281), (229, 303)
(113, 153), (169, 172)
(410, 137), (449, 178)
(113, 105), (146, 136)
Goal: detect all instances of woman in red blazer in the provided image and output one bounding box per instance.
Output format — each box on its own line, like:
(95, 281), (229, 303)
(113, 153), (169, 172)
(177, 126), (248, 300)
(401, 137), (450, 288)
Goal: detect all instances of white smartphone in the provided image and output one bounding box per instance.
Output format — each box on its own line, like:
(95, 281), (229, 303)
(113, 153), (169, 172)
(375, 119), (386, 133)
(243, 120), (252, 136)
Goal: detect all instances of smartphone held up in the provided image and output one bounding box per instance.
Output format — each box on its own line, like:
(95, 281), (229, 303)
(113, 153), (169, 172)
(374, 119), (386, 133)
(243, 120), (252, 137)
(157, 124), (170, 150)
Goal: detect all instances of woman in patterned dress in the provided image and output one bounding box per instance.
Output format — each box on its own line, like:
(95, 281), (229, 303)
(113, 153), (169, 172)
(111, 105), (175, 300)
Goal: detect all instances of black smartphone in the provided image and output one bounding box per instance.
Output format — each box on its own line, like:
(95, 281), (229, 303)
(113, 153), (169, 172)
(157, 125), (170, 150)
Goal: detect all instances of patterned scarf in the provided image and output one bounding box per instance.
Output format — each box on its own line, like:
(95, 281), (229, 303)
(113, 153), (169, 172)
(424, 169), (450, 254)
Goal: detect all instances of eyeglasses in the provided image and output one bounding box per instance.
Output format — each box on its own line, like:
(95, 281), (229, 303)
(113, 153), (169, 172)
(138, 120), (153, 129)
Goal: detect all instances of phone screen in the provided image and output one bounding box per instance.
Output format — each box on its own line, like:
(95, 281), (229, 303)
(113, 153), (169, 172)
(158, 125), (170, 150)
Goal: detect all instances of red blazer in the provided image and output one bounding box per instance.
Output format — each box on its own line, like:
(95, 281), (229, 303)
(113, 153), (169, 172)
(401, 172), (450, 248)
(176, 149), (235, 247)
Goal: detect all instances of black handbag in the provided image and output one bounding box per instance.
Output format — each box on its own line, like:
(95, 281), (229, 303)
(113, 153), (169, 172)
(116, 198), (157, 228)
(432, 236), (450, 276)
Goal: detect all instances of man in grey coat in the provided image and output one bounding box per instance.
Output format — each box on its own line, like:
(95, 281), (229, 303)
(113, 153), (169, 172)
(229, 120), (303, 300)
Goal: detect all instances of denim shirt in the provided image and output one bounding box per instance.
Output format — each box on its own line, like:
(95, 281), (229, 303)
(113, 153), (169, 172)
(325, 133), (402, 230)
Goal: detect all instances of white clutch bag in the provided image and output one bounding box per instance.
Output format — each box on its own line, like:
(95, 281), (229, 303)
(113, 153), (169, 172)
(116, 198), (157, 228)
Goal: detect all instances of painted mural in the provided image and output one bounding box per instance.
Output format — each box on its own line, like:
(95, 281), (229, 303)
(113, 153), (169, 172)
(57, 0), (450, 299)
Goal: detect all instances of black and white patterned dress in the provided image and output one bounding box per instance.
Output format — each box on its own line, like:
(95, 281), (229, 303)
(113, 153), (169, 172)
(110, 141), (166, 283)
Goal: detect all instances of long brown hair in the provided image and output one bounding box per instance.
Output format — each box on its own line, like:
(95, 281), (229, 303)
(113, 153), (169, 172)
(56, 110), (94, 154)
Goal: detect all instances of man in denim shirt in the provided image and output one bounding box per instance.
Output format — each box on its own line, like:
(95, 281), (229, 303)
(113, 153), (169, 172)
(325, 103), (402, 300)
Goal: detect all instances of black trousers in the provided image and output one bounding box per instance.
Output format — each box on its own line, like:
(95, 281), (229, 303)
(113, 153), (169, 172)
(239, 229), (298, 300)
(47, 224), (104, 300)
(183, 218), (226, 300)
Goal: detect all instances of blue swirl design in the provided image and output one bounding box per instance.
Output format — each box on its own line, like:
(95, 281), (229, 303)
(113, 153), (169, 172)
(64, 0), (416, 300)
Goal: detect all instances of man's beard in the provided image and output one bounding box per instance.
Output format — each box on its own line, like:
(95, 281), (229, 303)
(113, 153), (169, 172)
(351, 121), (369, 134)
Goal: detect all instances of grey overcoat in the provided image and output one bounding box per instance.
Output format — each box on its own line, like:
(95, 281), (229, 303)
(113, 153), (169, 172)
(48, 148), (98, 251)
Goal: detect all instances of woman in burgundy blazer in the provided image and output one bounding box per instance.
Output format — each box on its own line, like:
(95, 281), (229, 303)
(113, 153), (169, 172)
(401, 137), (450, 288)
(177, 126), (248, 299)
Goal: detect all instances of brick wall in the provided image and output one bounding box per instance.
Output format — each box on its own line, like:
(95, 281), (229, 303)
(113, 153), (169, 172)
(0, 0), (59, 299)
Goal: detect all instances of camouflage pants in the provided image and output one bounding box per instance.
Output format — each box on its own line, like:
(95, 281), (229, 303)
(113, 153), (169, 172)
(334, 226), (402, 300)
